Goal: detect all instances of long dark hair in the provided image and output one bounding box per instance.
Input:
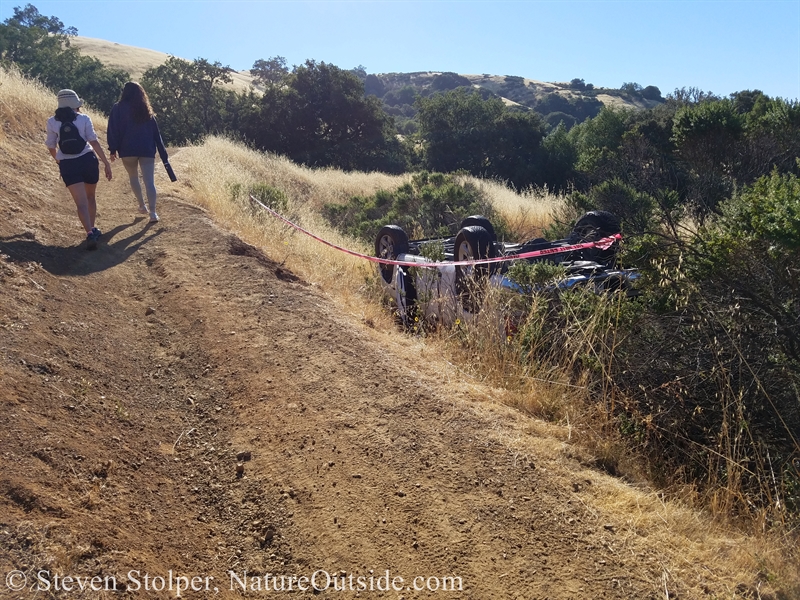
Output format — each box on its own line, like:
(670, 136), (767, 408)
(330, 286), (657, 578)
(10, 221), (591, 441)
(120, 81), (155, 124)
(54, 107), (78, 123)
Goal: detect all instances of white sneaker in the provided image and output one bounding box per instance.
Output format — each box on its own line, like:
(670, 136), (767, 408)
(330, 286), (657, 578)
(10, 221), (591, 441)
(149, 213), (160, 223)
(138, 205), (149, 215)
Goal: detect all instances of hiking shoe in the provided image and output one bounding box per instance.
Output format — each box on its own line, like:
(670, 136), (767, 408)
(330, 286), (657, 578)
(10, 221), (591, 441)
(86, 230), (99, 250)
(149, 213), (160, 223)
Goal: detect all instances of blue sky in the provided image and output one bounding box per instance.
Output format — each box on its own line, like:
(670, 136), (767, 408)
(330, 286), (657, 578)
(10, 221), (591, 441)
(3, 1), (799, 100)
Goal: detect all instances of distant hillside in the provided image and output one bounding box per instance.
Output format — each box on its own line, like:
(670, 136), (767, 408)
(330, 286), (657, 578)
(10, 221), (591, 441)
(367, 72), (664, 132)
(73, 36), (665, 130)
(71, 36), (258, 92)
(370, 72), (660, 110)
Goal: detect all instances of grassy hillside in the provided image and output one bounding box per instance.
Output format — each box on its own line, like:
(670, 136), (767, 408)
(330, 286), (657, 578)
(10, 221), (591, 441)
(376, 71), (658, 110)
(71, 35), (259, 92)
(3, 65), (800, 598)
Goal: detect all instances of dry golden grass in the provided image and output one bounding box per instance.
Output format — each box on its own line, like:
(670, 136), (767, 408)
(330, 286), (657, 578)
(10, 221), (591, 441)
(70, 36), (174, 81)
(0, 65), (108, 137)
(457, 175), (567, 239)
(1, 66), (62, 138)
(574, 468), (800, 598)
(481, 416), (800, 599)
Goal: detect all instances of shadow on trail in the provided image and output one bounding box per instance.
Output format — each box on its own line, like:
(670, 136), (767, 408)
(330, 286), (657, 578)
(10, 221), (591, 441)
(0, 218), (163, 276)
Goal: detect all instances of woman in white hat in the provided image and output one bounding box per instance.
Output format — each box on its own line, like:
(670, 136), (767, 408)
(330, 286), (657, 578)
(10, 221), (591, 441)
(45, 89), (113, 250)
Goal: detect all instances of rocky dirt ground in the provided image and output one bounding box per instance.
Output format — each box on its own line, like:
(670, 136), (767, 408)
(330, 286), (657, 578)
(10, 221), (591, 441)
(0, 151), (784, 599)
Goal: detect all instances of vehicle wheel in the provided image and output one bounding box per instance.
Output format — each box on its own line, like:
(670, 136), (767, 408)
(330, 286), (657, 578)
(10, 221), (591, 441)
(454, 225), (492, 312)
(460, 215), (496, 241)
(571, 211), (621, 241)
(375, 225), (408, 284)
(571, 211), (621, 265)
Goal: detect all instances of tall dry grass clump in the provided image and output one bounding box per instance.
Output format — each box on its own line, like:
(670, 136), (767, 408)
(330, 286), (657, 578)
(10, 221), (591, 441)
(0, 66), (106, 140)
(439, 280), (626, 425)
(457, 176), (566, 240)
(0, 66), (54, 140)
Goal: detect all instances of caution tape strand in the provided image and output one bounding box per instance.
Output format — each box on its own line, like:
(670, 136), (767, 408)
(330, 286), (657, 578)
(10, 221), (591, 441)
(249, 194), (621, 268)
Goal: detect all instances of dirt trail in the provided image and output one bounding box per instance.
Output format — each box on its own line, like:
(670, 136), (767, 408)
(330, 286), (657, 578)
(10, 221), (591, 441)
(0, 155), (760, 599)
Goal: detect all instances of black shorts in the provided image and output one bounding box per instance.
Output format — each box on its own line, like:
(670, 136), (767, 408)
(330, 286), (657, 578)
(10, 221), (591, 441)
(59, 152), (99, 187)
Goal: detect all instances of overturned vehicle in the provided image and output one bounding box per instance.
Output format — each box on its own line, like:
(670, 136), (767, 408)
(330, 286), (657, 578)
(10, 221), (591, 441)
(374, 211), (638, 326)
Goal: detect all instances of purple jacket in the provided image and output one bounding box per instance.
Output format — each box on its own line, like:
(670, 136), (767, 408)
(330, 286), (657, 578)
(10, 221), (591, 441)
(107, 101), (168, 161)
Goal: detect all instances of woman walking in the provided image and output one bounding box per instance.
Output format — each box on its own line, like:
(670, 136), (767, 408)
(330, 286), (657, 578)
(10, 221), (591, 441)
(45, 89), (113, 250)
(107, 82), (169, 223)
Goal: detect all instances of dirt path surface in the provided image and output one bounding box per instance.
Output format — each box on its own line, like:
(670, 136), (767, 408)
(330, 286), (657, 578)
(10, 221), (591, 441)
(0, 155), (759, 599)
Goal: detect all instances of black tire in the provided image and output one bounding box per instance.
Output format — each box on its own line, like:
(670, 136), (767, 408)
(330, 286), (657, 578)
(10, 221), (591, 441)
(460, 215), (496, 241)
(571, 211), (621, 266)
(375, 225), (408, 284)
(571, 211), (621, 241)
(454, 225), (492, 312)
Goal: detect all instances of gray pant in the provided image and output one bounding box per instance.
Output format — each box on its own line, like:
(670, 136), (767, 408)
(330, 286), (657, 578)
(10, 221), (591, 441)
(121, 156), (157, 214)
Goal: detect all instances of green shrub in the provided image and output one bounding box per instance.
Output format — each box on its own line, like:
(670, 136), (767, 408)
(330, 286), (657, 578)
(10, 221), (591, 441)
(511, 169), (800, 519)
(506, 261), (566, 296)
(568, 178), (656, 235)
(604, 170), (800, 518)
(322, 171), (504, 242)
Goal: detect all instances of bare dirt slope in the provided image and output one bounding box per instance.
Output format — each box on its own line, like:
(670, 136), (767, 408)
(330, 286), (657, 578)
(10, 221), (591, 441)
(0, 150), (780, 600)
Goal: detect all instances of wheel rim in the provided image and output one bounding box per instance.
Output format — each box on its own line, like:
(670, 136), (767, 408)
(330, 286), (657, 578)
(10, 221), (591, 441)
(457, 240), (474, 276)
(379, 235), (394, 259)
(378, 234), (397, 283)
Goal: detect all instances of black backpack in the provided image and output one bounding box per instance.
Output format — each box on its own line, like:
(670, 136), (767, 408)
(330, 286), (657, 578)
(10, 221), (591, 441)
(58, 119), (87, 155)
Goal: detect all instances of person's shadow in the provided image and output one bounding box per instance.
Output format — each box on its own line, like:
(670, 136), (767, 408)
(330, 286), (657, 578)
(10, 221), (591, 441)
(1, 218), (163, 276)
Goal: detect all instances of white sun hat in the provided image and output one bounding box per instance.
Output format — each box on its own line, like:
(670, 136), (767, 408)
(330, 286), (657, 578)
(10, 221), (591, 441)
(57, 89), (83, 109)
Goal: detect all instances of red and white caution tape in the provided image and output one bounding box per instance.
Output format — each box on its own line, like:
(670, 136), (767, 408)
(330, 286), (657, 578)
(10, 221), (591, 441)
(250, 194), (621, 268)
